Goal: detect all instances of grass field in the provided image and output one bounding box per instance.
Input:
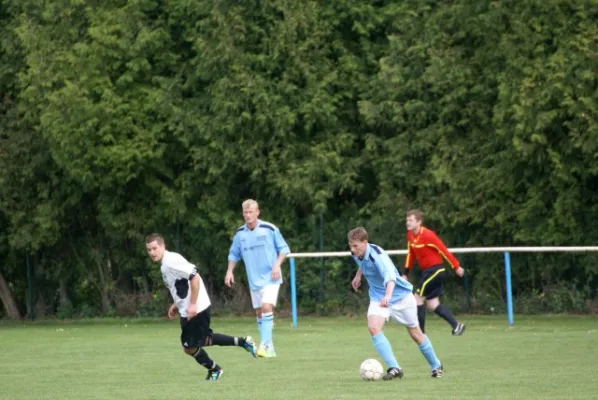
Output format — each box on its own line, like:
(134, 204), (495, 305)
(1, 314), (597, 399)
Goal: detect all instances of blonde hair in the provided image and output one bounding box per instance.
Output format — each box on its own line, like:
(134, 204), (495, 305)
(242, 199), (259, 209)
(347, 227), (368, 242)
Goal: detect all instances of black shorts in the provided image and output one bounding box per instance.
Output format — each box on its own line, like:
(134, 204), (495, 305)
(415, 265), (446, 300)
(180, 307), (213, 348)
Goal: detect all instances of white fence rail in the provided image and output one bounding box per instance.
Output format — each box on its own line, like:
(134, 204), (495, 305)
(286, 247), (598, 328)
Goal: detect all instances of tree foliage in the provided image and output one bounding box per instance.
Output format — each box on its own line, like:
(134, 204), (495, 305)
(1, 0), (597, 318)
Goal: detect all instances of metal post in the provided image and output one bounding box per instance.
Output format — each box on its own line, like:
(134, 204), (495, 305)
(458, 232), (471, 311)
(464, 272), (471, 311)
(290, 257), (298, 328)
(504, 252), (514, 326)
(319, 215), (324, 303)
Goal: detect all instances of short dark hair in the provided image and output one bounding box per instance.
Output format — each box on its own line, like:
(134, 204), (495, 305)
(348, 227), (368, 242)
(406, 209), (423, 222)
(145, 233), (165, 245)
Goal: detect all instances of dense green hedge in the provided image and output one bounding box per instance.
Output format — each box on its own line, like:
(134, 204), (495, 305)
(1, 0), (597, 319)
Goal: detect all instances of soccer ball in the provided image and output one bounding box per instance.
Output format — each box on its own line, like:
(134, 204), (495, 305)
(359, 358), (384, 381)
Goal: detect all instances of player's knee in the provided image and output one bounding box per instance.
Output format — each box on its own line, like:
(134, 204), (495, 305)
(368, 324), (382, 336)
(427, 299), (439, 311)
(408, 327), (425, 344)
(261, 303), (273, 313)
(183, 347), (197, 355)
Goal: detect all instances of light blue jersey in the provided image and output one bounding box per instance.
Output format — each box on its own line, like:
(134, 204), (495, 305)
(352, 243), (413, 304)
(228, 219), (290, 290)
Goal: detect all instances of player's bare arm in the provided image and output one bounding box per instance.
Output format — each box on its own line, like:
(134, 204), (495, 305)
(271, 253), (287, 281)
(380, 280), (395, 308)
(225, 261), (237, 287)
(167, 303), (177, 319)
(352, 269), (363, 291)
(187, 274), (200, 318)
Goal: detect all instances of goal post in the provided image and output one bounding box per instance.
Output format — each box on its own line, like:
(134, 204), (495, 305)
(286, 246), (598, 328)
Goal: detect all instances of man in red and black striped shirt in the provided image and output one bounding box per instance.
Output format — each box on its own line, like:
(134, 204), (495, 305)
(402, 209), (466, 336)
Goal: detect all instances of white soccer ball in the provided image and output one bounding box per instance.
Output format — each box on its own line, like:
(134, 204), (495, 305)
(359, 358), (384, 381)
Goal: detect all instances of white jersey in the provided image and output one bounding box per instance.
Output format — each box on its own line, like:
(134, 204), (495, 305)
(160, 250), (211, 317)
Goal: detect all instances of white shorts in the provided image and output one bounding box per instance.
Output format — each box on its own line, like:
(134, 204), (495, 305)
(367, 293), (419, 328)
(250, 284), (281, 309)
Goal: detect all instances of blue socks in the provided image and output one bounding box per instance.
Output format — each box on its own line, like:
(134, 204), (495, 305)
(261, 312), (274, 345)
(370, 331), (440, 371)
(256, 316), (262, 341)
(419, 336), (441, 369)
(371, 332), (400, 369)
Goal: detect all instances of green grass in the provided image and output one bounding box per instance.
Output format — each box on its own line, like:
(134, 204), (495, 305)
(1, 315), (597, 399)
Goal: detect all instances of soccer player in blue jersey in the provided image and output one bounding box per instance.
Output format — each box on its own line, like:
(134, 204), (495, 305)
(225, 199), (290, 357)
(349, 227), (444, 379)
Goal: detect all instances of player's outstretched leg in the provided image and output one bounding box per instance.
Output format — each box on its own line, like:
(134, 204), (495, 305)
(414, 293), (427, 333)
(407, 326), (443, 378)
(242, 336), (258, 357)
(368, 315), (403, 380)
(451, 321), (466, 336)
(417, 305), (427, 333)
(207, 334), (257, 357)
(185, 347), (223, 381)
(428, 297), (465, 335)
(371, 332), (403, 380)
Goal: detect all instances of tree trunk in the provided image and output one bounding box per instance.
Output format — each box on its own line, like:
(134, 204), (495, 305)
(35, 290), (46, 318)
(0, 271), (21, 319)
(98, 258), (112, 313)
(100, 288), (111, 313)
(59, 278), (70, 309)
(140, 270), (149, 293)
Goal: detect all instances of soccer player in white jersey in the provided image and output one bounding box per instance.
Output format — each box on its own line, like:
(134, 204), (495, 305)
(348, 227), (444, 379)
(145, 233), (257, 381)
(225, 199), (290, 358)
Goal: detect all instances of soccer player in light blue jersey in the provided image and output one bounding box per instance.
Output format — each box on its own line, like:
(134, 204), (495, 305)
(349, 227), (444, 379)
(225, 199), (290, 357)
